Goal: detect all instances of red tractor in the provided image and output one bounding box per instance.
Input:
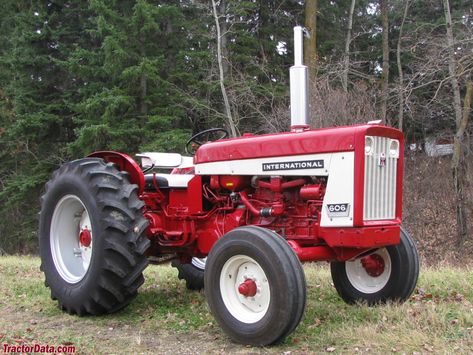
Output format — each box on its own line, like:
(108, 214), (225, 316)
(38, 27), (419, 346)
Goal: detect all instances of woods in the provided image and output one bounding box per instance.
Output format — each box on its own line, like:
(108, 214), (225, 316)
(0, 0), (472, 259)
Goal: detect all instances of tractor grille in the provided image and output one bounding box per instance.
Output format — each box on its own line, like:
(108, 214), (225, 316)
(363, 136), (398, 220)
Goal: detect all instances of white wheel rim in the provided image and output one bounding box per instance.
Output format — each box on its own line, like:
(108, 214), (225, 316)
(345, 248), (392, 294)
(219, 255), (270, 324)
(191, 257), (206, 270)
(50, 194), (93, 284)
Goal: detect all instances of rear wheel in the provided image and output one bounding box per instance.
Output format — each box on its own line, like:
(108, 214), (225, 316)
(172, 257), (206, 290)
(39, 158), (150, 315)
(205, 226), (306, 346)
(330, 227), (419, 305)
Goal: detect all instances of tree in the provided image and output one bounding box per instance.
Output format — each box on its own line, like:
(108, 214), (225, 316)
(211, 0), (237, 137)
(0, 1), (98, 252)
(341, 0), (356, 92)
(304, 0), (317, 82)
(443, 0), (470, 246)
(380, 0), (390, 124)
(396, 0), (410, 131)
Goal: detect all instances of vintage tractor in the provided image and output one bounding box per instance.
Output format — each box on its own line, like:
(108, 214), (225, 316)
(38, 27), (419, 346)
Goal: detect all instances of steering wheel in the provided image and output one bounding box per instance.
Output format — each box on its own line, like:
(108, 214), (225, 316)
(185, 128), (229, 154)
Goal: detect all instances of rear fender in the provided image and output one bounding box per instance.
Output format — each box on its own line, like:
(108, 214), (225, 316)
(88, 151), (145, 194)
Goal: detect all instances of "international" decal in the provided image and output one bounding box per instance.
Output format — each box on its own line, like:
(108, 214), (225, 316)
(262, 159), (324, 171)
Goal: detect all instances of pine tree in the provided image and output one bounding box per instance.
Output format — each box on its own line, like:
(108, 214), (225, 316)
(0, 1), (96, 252)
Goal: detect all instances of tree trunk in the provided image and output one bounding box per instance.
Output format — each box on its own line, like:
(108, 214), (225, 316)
(443, 0), (463, 128)
(218, 0), (229, 77)
(380, 0), (390, 125)
(453, 80), (472, 247)
(341, 0), (356, 92)
(443, 0), (469, 247)
(304, 0), (317, 82)
(211, 0), (237, 137)
(396, 0), (410, 131)
(139, 35), (147, 119)
(139, 73), (147, 117)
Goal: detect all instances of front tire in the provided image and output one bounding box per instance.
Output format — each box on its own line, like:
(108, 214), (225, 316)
(39, 158), (150, 315)
(204, 226), (306, 346)
(330, 227), (419, 305)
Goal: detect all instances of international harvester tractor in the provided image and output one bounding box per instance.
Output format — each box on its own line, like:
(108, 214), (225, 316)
(39, 27), (419, 346)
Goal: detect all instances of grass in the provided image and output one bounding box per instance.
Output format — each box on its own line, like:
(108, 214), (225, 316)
(0, 256), (472, 354)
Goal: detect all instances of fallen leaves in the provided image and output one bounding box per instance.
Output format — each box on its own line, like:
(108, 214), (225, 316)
(308, 318), (322, 329)
(423, 343), (434, 352)
(412, 288), (469, 305)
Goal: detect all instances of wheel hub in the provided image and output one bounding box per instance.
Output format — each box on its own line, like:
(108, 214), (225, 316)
(238, 279), (257, 297)
(360, 254), (385, 277)
(219, 255), (271, 323)
(79, 228), (92, 247)
(50, 195), (93, 284)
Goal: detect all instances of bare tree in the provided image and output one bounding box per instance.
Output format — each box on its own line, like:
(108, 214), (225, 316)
(396, 0), (410, 131)
(341, 0), (356, 92)
(218, 0), (229, 77)
(310, 76), (377, 128)
(380, 0), (389, 124)
(211, 0), (237, 137)
(443, 0), (463, 128)
(443, 0), (468, 246)
(304, 0), (317, 82)
(452, 77), (472, 247)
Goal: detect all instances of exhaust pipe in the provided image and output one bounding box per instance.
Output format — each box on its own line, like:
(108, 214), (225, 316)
(290, 26), (310, 132)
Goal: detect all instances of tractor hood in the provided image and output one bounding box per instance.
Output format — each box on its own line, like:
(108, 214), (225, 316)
(194, 124), (403, 164)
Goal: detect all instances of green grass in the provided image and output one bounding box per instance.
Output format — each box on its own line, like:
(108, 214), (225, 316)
(0, 256), (472, 354)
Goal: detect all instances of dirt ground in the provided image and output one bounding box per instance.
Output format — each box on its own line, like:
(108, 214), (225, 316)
(1, 257), (472, 354)
(0, 306), (277, 354)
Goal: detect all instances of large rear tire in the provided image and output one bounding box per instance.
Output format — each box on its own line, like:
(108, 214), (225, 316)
(330, 227), (419, 305)
(204, 226), (306, 346)
(39, 158), (150, 315)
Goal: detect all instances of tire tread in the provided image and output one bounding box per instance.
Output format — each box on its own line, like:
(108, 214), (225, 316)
(39, 158), (150, 316)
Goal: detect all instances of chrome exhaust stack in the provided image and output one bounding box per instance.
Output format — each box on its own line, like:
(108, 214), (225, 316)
(290, 26), (310, 132)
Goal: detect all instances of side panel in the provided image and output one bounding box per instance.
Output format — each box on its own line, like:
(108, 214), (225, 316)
(168, 176), (203, 214)
(320, 152), (354, 227)
(195, 153), (332, 176)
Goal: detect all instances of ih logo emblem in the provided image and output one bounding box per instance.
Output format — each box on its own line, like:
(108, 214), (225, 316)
(378, 153), (386, 167)
(326, 203), (350, 218)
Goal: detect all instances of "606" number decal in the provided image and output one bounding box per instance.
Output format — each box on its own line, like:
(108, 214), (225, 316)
(326, 203), (350, 217)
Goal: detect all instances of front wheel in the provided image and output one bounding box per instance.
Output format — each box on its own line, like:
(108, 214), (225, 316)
(205, 226), (306, 346)
(330, 227), (419, 305)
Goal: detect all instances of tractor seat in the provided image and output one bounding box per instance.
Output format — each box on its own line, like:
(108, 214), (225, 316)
(144, 173), (194, 191)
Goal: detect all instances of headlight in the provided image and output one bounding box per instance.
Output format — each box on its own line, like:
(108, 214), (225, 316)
(365, 136), (374, 155)
(389, 139), (400, 158)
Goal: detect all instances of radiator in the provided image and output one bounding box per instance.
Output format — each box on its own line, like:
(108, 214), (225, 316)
(363, 136), (398, 220)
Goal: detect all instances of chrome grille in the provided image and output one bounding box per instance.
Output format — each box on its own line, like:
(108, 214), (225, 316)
(363, 136), (398, 220)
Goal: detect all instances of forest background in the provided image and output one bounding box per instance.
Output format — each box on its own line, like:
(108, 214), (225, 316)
(0, 0), (472, 264)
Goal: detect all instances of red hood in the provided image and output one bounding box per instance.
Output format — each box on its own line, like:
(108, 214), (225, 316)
(194, 124), (403, 164)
